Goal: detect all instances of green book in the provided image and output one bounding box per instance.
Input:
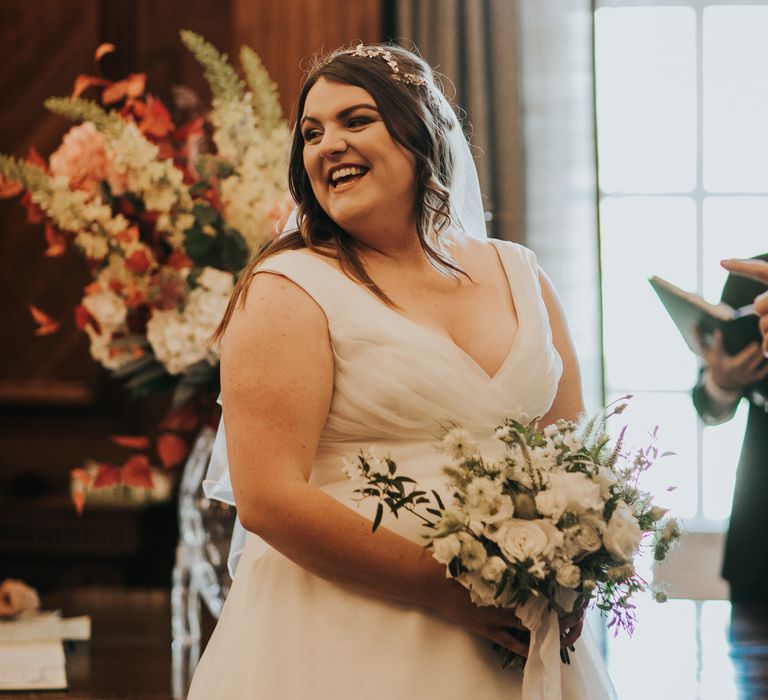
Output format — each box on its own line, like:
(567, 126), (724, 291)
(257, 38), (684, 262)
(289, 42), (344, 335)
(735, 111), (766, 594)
(649, 275), (760, 356)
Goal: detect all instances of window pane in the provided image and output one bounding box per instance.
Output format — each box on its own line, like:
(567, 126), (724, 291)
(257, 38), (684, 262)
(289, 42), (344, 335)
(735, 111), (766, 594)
(595, 7), (696, 193)
(704, 7), (768, 192)
(702, 400), (747, 520)
(606, 598), (697, 700)
(702, 196), (768, 301)
(607, 391), (698, 520)
(601, 196), (697, 390)
(700, 602), (739, 700)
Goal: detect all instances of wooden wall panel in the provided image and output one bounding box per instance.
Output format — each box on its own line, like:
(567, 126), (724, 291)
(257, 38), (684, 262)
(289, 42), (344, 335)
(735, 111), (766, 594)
(233, 0), (383, 120)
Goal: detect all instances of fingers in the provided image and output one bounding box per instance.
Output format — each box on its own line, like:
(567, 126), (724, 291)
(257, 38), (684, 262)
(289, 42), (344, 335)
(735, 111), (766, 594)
(721, 259), (768, 284)
(561, 618), (584, 649)
(0, 579), (40, 617)
(491, 628), (529, 658)
(558, 608), (583, 633)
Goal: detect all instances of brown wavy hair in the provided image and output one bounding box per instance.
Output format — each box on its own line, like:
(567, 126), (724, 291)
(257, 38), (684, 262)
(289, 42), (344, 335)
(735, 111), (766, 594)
(213, 44), (467, 343)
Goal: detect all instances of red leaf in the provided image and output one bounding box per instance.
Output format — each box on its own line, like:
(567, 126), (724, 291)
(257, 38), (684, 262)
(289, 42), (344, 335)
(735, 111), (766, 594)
(70, 468), (91, 488)
(138, 96), (174, 138)
(0, 175), (22, 198)
(95, 43), (117, 61)
(27, 147), (46, 170)
(166, 250), (192, 271)
(159, 402), (200, 432)
(74, 304), (92, 331)
(157, 433), (188, 470)
(122, 455), (154, 489)
(102, 73), (146, 105)
(125, 249), (152, 275)
(44, 223), (67, 257)
(72, 74), (110, 99)
(109, 435), (151, 450)
(72, 491), (86, 515)
(29, 304), (60, 336)
(93, 463), (122, 488)
(115, 225), (139, 245)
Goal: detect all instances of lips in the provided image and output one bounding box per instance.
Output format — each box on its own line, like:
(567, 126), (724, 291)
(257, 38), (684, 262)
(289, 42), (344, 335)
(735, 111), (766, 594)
(328, 164), (369, 189)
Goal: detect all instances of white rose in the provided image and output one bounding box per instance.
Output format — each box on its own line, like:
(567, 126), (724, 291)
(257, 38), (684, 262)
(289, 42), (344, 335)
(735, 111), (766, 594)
(534, 471), (603, 521)
(564, 523), (603, 559)
(480, 556), (507, 583)
(594, 466), (618, 499)
(491, 518), (562, 563)
(459, 538), (488, 571)
(555, 561), (581, 588)
(603, 501), (642, 562)
(432, 534), (461, 565)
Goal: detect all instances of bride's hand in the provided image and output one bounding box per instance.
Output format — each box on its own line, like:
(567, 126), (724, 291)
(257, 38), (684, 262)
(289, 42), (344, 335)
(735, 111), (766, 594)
(433, 579), (587, 656)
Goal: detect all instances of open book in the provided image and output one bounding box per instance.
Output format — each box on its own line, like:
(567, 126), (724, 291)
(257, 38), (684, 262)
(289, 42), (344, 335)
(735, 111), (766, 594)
(649, 275), (760, 356)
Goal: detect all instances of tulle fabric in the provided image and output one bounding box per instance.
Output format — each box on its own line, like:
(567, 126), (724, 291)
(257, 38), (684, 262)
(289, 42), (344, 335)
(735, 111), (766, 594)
(189, 241), (617, 699)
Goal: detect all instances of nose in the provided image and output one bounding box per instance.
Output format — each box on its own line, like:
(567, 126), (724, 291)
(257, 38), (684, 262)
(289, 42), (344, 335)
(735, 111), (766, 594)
(318, 131), (348, 159)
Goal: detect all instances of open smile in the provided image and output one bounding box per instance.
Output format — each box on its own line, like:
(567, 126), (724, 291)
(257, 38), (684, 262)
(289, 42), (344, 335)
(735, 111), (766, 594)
(328, 165), (369, 192)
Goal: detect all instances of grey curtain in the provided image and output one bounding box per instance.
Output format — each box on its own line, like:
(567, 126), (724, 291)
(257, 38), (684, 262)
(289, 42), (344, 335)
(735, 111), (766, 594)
(396, 0), (603, 408)
(396, 0), (524, 243)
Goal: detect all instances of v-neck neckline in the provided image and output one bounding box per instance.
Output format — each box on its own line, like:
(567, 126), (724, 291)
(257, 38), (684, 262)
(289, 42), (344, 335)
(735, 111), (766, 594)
(296, 239), (523, 382)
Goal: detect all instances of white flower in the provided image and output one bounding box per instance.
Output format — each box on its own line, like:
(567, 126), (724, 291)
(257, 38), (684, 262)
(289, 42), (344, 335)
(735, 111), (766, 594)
(661, 518), (681, 544)
(564, 522), (603, 559)
(489, 518), (562, 563)
(433, 508), (467, 537)
(360, 448), (390, 477)
(457, 571), (498, 607)
(82, 289), (127, 332)
(439, 427), (478, 461)
(459, 537), (488, 571)
(342, 457), (362, 479)
(432, 534), (461, 565)
(530, 440), (558, 471)
(603, 501), (642, 562)
(463, 477), (514, 524)
(535, 471), (603, 521)
(562, 432), (584, 453)
(197, 267), (234, 296)
(555, 561), (581, 588)
(594, 466), (619, 499)
(480, 556), (507, 583)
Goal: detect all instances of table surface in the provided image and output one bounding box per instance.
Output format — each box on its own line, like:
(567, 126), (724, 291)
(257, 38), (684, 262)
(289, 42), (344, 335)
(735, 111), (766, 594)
(3, 588), (768, 699)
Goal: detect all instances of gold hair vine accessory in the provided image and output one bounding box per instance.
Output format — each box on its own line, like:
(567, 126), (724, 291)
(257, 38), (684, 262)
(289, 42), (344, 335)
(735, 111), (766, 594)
(349, 44), (428, 87)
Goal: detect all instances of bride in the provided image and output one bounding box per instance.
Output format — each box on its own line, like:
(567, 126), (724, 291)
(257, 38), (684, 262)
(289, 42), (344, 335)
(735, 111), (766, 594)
(188, 44), (617, 699)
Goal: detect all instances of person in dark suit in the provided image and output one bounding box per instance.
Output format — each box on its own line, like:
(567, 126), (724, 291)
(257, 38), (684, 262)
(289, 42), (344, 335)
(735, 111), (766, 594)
(694, 254), (768, 603)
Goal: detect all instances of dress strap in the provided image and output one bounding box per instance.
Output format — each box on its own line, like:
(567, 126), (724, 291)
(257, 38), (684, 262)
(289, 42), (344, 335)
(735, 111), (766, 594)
(254, 250), (364, 331)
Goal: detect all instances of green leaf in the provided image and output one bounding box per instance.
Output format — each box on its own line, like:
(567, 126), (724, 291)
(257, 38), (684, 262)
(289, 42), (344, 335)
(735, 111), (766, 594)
(193, 202), (218, 226)
(432, 490), (446, 510)
(184, 227), (216, 262)
(188, 180), (210, 196)
(372, 503), (383, 532)
(221, 228), (250, 270)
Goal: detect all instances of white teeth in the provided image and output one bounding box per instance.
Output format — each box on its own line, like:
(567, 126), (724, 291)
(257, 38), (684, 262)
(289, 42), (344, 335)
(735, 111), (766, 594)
(330, 166), (367, 183)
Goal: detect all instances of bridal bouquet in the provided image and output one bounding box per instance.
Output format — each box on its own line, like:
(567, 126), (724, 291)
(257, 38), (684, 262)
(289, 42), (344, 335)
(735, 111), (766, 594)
(0, 32), (292, 507)
(346, 399), (680, 691)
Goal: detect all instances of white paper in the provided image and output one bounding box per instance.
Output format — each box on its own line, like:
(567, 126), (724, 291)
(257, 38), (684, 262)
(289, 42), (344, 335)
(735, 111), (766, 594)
(0, 640), (67, 690)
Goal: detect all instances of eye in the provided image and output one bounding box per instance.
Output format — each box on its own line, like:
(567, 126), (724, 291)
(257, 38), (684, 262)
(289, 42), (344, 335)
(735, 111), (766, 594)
(302, 128), (322, 143)
(347, 115), (372, 129)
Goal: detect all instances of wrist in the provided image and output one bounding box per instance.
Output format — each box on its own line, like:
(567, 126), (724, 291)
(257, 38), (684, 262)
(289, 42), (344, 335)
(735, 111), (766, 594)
(703, 369), (741, 404)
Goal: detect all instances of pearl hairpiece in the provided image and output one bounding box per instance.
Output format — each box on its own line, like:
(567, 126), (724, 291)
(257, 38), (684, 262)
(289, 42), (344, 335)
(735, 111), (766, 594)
(348, 44), (428, 87)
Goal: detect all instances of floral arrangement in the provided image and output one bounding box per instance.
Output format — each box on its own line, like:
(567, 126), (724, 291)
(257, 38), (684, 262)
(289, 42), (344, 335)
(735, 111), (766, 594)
(345, 398), (680, 675)
(0, 31), (292, 509)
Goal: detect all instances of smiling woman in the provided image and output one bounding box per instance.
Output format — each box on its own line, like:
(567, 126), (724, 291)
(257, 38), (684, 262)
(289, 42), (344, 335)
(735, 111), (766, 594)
(188, 44), (616, 700)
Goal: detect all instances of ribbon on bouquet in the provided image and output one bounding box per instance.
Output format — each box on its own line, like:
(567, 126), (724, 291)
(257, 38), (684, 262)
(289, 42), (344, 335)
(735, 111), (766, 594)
(516, 589), (578, 700)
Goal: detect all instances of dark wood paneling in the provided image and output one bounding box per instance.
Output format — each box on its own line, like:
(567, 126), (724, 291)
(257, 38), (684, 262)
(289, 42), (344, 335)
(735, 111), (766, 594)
(233, 0), (384, 119)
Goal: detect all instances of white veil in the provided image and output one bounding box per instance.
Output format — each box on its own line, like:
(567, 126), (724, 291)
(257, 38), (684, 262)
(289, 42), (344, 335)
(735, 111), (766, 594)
(203, 75), (488, 577)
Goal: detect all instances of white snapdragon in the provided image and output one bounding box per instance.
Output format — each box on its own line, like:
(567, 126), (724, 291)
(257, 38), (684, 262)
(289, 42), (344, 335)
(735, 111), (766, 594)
(603, 501), (643, 562)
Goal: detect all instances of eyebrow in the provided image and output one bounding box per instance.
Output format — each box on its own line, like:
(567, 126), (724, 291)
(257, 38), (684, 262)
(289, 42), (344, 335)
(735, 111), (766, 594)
(300, 103), (379, 127)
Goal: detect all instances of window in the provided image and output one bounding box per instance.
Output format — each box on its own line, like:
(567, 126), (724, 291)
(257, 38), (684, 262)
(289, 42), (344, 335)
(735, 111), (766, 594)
(594, 1), (768, 530)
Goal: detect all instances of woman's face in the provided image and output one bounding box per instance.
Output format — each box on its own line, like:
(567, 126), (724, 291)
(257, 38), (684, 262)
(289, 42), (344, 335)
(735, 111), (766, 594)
(300, 77), (417, 235)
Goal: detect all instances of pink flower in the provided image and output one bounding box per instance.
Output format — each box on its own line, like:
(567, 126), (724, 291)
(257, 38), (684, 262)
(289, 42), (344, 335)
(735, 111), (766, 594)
(49, 123), (124, 197)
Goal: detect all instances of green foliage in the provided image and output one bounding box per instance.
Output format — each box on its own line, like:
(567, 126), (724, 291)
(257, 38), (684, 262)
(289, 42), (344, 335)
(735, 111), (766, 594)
(180, 30), (245, 103)
(0, 155), (51, 193)
(44, 97), (123, 135)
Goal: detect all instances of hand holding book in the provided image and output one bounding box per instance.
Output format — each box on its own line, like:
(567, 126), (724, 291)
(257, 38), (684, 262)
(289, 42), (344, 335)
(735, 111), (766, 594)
(721, 258), (768, 357)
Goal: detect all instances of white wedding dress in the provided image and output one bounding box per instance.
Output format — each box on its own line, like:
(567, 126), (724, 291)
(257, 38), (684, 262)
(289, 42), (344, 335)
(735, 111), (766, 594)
(187, 239), (617, 699)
